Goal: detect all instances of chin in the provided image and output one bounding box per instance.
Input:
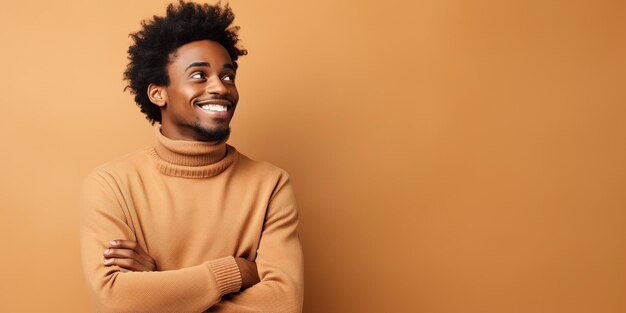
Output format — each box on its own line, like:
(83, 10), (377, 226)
(191, 123), (231, 142)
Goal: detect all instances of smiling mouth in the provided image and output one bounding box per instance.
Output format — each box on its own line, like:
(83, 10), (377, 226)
(194, 99), (233, 113)
(199, 104), (228, 112)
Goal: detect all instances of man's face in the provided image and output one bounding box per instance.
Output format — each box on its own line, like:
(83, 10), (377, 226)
(156, 40), (239, 142)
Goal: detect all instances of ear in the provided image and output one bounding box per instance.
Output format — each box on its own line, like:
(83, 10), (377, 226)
(147, 83), (167, 107)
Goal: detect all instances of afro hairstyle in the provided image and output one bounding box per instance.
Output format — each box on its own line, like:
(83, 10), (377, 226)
(123, 0), (247, 124)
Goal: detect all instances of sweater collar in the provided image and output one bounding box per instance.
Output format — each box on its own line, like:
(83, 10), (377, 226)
(149, 124), (237, 178)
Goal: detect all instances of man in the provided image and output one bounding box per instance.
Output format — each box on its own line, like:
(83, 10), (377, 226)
(79, 1), (304, 312)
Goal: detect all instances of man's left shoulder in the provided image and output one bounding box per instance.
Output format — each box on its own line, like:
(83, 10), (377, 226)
(234, 148), (291, 180)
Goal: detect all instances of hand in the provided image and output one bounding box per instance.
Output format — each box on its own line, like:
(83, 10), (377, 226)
(234, 257), (260, 289)
(103, 239), (157, 272)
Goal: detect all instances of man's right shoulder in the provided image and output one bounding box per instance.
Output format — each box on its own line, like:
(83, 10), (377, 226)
(83, 147), (153, 183)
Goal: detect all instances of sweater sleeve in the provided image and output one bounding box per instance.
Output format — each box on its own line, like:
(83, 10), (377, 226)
(79, 169), (242, 313)
(206, 170), (305, 313)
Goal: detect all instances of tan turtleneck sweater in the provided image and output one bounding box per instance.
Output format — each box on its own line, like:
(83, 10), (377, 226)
(79, 125), (304, 313)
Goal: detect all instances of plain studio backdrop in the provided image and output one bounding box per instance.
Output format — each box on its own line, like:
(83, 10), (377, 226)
(0, 0), (624, 312)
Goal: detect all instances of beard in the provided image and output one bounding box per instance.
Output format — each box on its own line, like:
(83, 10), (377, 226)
(189, 121), (231, 142)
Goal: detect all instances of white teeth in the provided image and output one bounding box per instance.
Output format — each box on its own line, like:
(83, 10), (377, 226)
(200, 104), (227, 112)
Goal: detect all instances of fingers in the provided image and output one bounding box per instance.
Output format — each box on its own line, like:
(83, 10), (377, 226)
(108, 239), (137, 250)
(103, 239), (156, 271)
(103, 248), (154, 269)
(103, 256), (152, 272)
(108, 240), (155, 263)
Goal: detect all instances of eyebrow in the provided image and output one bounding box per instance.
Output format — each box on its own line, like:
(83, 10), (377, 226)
(185, 62), (210, 71)
(185, 62), (236, 71)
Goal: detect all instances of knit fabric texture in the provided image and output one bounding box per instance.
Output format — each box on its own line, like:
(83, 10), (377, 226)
(79, 124), (304, 313)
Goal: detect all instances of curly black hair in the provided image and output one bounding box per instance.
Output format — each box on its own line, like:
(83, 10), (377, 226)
(123, 0), (247, 124)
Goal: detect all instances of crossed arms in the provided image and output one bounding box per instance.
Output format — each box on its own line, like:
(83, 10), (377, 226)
(101, 239), (260, 290)
(79, 169), (304, 313)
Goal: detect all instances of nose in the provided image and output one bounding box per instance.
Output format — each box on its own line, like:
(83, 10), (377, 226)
(206, 76), (228, 96)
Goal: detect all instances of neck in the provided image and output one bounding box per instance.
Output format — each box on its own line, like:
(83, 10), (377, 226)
(148, 124), (237, 178)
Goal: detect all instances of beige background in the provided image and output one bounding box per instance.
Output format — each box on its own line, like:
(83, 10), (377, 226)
(1, 0), (625, 312)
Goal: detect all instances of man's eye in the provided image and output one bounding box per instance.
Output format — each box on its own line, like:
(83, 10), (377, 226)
(191, 73), (206, 79)
(223, 74), (235, 82)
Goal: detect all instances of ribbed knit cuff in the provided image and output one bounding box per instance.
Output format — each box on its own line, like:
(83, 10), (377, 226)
(207, 256), (242, 296)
